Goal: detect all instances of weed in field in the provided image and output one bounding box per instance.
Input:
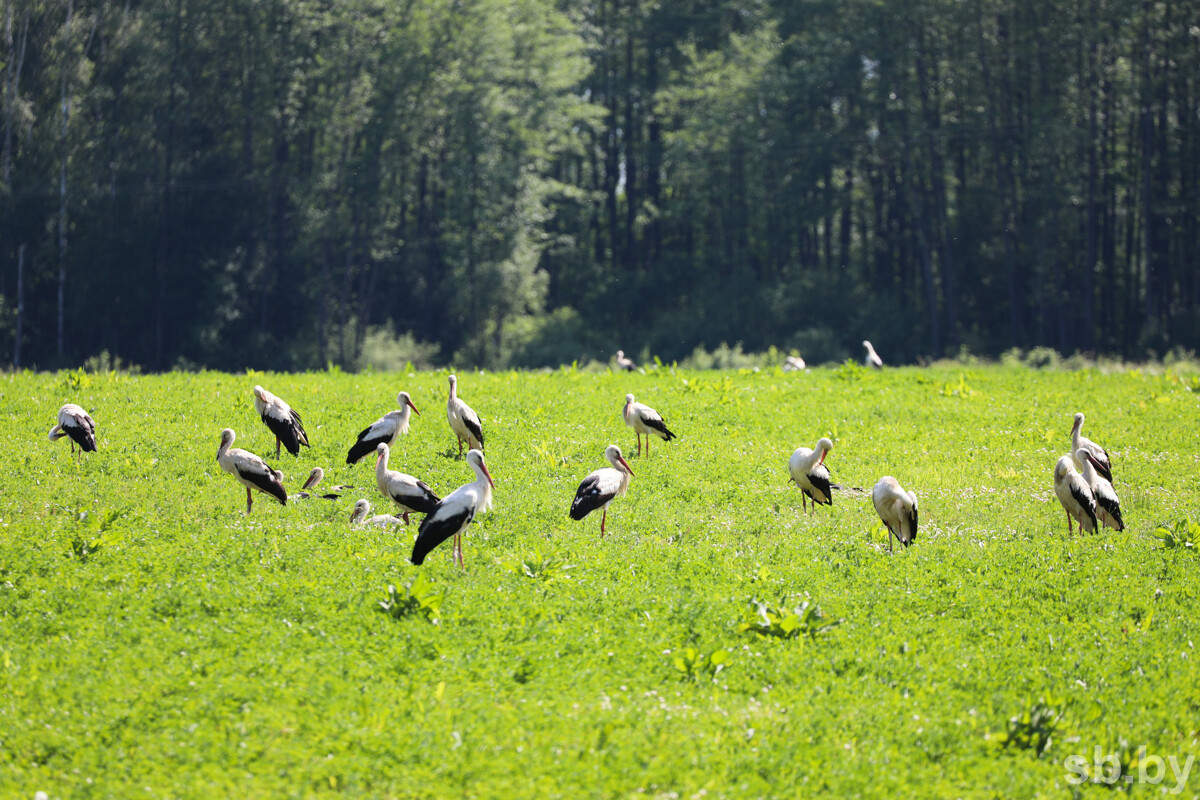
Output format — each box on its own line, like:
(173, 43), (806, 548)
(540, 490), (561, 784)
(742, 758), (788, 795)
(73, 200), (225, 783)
(1001, 697), (1063, 757)
(1154, 518), (1199, 550)
(671, 646), (730, 683)
(377, 574), (443, 622)
(737, 596), (841, 641)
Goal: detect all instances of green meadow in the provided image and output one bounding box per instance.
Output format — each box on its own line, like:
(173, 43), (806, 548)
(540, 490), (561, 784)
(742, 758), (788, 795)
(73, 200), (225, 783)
(2, 364), (1200, 798)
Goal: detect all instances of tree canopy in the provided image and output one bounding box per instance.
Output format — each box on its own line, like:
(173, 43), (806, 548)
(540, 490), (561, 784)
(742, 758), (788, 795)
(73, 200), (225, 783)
(3, 0), (1198, 369)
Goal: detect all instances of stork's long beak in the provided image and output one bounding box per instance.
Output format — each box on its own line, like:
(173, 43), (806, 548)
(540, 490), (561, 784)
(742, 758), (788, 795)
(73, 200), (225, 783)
(482, 463), (495, 489)
(406, 398), (421, 416)
(618, 456), (634, 476)
(301, 470), (319, 490)
(818, 451), (827, 467)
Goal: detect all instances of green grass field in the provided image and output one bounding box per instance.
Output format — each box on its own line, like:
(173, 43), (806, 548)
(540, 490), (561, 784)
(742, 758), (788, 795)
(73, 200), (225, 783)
(3, 364), (1200, 798)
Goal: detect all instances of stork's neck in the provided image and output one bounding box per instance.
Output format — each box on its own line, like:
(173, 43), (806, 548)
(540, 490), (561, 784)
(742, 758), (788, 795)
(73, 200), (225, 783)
(375, 449), (390, 476)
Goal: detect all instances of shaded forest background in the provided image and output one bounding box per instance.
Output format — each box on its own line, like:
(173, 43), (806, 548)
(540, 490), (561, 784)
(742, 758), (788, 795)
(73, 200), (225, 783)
(2, 0), (1199, 370)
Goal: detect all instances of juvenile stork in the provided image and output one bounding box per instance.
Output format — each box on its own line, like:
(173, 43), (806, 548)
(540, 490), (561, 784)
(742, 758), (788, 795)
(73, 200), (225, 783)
(49, 403), (97, 456)
(1070, 412), (1113, 482)
(347, 391), (421, 464)
(1074, 448), (1124, 531)
(446, 374), (484, 456)
(623, 393), (676, 456)
(788, 437), (833, 512)
(292, 467), (350, 500)
(216, 428), (287, 514)
(872, 476), (918, 551)
(253, 385), (310, 458)
(569, 444), (634, 536)
(1053, 454), (1097, 534)
(615, 350), (638, 372)
(783, 355), (807, 372)
(863, 341), (884, 369)
(349, 499), (404, 528)
(411, 449), (494, 568)
(374, 442), (441, 524)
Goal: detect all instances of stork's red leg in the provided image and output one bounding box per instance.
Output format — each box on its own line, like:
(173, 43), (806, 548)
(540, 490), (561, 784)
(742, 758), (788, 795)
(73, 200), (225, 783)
(246, 486), (253, 514)
(600, 508), (607, 537)
(403, 511), (410, 525)
(1066, 511), (1073, 534)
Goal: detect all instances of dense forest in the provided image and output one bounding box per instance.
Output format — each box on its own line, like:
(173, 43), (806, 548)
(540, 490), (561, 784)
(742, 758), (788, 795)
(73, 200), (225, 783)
(2, 0), (1198, 370)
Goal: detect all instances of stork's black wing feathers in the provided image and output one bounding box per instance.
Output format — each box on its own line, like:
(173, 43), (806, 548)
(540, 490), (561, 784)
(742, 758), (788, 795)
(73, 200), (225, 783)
(65, 420), (97, 452)
(390, 481), (441, 514)
(805, 471), (833, 506)
(346, 425), (384, 464)
(569, 474), (611, 521)
(263, 412), (307, 456)
(907, 506), (919, 544)
(411, 505), (474, 565)
(239, 465), (287, 506)
(463, 416), (484, 449)
(1070, 483), (1097, 531)
(1097, 493), (1124, 531)
(642, 415), (676, 442)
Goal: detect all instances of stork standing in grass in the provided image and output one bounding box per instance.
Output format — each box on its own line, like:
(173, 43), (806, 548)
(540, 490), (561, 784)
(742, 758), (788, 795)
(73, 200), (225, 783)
(1070, 412), (1113, 482)
(788, 437), (834, 512)
(863, 341), (883, 369)
(253, 385), (310, 458)
(446, 374), (484, 456)
(217, 428), (287, 513)
(569, 445), (634, 536)
(1053, 454), (1097, 534)
(349, 499), (404, 528)
(615, 350), (638, 372)
(622, 393), (676, 456)
(347, 391), (421, 464)
(872, 476), (918, 551)
(411, 449), (494, 568)
(49, 403), (97, 456)
(1074, 448), (1124, 531)
(374, 442), (440, 524)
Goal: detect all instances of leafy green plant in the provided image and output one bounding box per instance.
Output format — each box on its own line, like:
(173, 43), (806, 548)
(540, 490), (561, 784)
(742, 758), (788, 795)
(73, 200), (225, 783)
(833, 359), (867, 380)
(1001, 697), (1062, 756)
(377, 574), (443, 623)
(504, 551), (573, 584)
(671, 646), (729, 682)
(738, 596), (841, 641)
(1153, 518), (1200, 550)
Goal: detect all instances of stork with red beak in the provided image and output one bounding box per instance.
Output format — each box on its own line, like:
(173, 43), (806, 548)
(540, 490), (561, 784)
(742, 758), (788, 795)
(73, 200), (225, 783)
(216, 428), (287, 513)
(253, 385), (310, 458)
(374, 442), (440, 524)
(622, 393), (676, 456)
(347, 391), (421, 464)
(569, 444), (634, 536)
(49, 403), (97, 457)
(788, 437), (834, 512)
(1070, 412), (1113, 482)
(411, 449), (494, 568)
(446, 375), (484, 456)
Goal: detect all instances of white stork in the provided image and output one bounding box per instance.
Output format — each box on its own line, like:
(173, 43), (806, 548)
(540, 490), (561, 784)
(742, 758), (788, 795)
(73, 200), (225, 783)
(783, 355), (806, 372)
(1053, 454), (1097, 534)
(253, 385), (310, 458)
(1074, 448), (1124, 531)
(569, 444), (634, 536)
(1070, 412), (1113, 482)
(292, 467), (350, 500)
(623, 393), (676, 456)
(872, 476), (918, 551)
(615, 350), (638, 372)
(863, 341), (883, 369)
(788, 437), (834, 512)
(411, 449), (494, 569)
(216, 428), (287, 513)
(374, 442), (441, 524)
(349, 499), (404, 528)
(347, 391), (421, 464)
(49, 403), (97, 455)
(446, 374), (484, 456)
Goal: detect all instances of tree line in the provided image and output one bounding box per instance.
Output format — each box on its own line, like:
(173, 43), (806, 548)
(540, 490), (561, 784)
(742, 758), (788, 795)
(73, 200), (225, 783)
(3, 0), (1198, 370)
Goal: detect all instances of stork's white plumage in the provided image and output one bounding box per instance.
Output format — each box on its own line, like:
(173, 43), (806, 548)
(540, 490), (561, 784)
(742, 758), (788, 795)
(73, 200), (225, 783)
(788, 437), (834, 512)
(216, 428), (287, 514)
(349, 499), (404, 528)
(622, 393), (676, 456)
(1074, 448), (1124, 531)
(411, 449), (494, 568)
(783, 355), (806, 372)
(446, 374), (484, 456)
(569, 444), (634, 536)
(615, 350), (638, 372)
(1053, 454), (1097, 534)
(346, 391), (421, 464)
(253, 385), (310, 458)
(49, 403), (97, 455)
(1070, 412), (1112, 482)
(872, 476), (918, 551)
(863, 340), (883, 369)
(292, 466), (350, 500)
(375, 442), (440, 524)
